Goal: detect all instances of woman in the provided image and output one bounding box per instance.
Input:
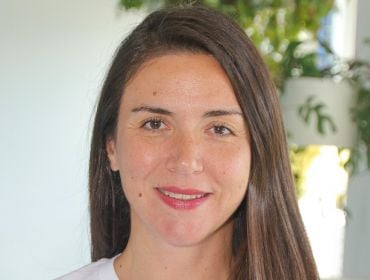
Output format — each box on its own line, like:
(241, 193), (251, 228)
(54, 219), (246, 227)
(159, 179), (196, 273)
(57, 4), (318, 280)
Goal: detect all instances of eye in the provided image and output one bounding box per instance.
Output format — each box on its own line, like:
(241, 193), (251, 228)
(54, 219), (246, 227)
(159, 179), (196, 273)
(210, 125), (233, 136)
(141, 117), (166, 131)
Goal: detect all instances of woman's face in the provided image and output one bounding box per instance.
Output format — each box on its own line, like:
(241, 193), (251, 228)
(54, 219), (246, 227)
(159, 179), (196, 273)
(107, 53), (251, 247)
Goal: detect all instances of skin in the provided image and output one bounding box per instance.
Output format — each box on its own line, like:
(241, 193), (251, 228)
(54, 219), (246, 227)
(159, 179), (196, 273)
(106, 53), (251, 280)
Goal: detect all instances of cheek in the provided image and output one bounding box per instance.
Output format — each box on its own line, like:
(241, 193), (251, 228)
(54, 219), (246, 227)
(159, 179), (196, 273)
(117, 136), (164, 183)
(231, 149), (251, 183)
(208, 144), (251, 197)
(212, 144), (250, 178)
(116, 138), (163, 210)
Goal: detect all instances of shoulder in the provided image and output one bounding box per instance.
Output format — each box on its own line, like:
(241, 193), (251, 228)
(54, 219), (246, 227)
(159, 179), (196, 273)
(55, 255), (119, 280)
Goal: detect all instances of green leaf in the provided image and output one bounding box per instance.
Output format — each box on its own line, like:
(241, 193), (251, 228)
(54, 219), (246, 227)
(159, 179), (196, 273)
(120, 0), (144, 9)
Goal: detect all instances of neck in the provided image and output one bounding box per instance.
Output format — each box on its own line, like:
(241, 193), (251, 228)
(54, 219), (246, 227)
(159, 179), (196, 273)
(114, 221), (233, 280)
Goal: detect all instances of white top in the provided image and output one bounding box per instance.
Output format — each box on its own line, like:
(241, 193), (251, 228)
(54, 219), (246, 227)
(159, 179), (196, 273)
(55, 255), (120, 280)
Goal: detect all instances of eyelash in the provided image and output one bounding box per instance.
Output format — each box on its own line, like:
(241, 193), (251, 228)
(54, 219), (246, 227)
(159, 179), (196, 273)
(141, 117), (167, 131)
(140, 117), (234, 136)
(209, 123), (234, 136)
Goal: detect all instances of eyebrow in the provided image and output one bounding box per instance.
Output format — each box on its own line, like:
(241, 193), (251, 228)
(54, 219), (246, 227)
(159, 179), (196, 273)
(131, 106), (243, 118)
(131, 106), (172, 115)
(203, 110), (243, 118)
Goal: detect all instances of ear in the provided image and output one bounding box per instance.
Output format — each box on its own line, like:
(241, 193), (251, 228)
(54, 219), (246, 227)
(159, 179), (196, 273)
(106, 138), (119, 171)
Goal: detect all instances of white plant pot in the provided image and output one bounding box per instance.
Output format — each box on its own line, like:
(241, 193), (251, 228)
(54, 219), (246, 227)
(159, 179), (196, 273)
(280, 77), (357, 147)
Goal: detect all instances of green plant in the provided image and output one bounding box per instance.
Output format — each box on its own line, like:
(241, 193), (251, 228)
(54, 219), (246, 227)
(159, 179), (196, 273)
(281, 29), (370, 170)
(347, 42), (370, 169)
(298, 95), (337, 135)
(120, 0), (334, 88)
(313, 39), (370, 170)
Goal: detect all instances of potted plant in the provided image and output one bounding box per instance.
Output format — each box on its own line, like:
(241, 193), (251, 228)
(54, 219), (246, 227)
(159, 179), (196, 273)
(280, 38), (370, 170)
(279, 39), (357, 145)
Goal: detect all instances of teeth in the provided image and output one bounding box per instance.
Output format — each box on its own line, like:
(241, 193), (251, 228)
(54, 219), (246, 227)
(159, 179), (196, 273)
(160, 190), (205, 200)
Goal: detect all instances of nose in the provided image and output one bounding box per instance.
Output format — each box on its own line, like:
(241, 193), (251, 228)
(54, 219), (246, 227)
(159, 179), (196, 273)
(165, 132), (204, 175)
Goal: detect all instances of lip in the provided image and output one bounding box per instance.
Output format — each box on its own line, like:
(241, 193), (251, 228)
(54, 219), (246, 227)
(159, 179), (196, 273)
(155, 186), (211, 210)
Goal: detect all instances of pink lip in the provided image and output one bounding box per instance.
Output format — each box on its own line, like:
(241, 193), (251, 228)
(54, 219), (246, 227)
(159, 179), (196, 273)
(155, 186), (211, 210)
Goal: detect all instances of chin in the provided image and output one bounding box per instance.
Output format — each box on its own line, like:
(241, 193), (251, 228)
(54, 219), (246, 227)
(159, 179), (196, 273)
(156, 219), (232, 248)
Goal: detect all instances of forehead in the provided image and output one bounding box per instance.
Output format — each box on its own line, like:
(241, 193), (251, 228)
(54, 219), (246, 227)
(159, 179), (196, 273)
(129, 52), (228, 86)
(121, 53), (240, 111)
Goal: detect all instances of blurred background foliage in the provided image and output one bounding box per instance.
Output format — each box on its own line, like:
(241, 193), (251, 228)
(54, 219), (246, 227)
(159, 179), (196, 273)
(120, 0), (335, 88)
(289, 145), (321, 198)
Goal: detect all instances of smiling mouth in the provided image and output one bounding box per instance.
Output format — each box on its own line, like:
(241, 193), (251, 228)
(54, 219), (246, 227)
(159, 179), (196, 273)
(158, 189), (207, 200)
(155, 186), (211, 210)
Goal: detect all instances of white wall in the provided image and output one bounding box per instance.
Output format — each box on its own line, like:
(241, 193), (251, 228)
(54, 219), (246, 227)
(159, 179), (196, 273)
(343, 171), (370, 279)
(0, 1), (144, 279)
(341, 0), (370, 278)
(355, 0), (370, 60)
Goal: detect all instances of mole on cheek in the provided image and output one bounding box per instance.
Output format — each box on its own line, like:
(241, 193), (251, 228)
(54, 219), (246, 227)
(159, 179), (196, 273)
(138, 192), (142, 197)
(152, 91), (157, 96)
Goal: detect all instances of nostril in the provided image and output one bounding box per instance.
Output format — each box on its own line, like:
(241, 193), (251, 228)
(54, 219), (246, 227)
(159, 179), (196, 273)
(166, 160), (203, 174)
(165, 152), (203, 174)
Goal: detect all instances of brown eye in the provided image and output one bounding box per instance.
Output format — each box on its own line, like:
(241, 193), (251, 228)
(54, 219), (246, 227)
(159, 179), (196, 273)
(211, 125), (233, 136)
(142, 118), (166, 131)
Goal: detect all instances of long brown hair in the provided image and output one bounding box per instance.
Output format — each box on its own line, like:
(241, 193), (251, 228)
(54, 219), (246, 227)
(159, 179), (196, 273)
(89, 5), (318, 279)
